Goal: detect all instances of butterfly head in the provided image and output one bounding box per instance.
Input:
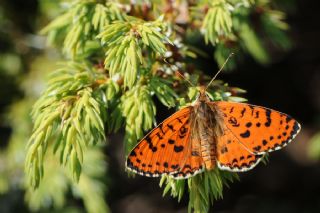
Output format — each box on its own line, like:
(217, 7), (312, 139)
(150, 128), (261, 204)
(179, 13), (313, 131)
(197, 86), (210, 102)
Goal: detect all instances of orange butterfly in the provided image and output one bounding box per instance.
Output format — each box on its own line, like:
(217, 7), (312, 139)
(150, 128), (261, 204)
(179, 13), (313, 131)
(126, 57), (301, 179)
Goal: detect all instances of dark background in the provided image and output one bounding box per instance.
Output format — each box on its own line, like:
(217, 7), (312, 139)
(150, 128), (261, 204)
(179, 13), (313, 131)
(1, 0), (320, 212)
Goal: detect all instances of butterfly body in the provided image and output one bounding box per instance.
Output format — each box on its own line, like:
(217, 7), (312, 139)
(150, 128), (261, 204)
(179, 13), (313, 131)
(189, 89), (224, 171)
(126, 87), (301, 179)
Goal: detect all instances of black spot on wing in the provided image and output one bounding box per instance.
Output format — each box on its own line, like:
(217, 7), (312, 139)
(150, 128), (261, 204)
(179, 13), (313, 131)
(286, 115), (292, 123)
(168, 139), (175, 144)
(127, 159), (133, 167)
(174, 145), (184, 152)
(179, 126), (188, 134)
(145, 136), (158, 152)
(130, 151), (137, 157)
(265, 121), (271, 127)
(255, 111), (260, 118)
(249, 105), (254, 115)
(262, 140), (268, 146)
(246, 122), (252, 128)
(265, 109), (272, 127)
(240, 163), (249, 168)
(220, 146), (228, 154)
(228, 116), (240, 127)
(184, 164), (191, 169)
(146, 136), (152, 144)
(179, 126), (188, 138)
(159, 123), (164, 134)
(240, 130), (250, 138)
(265, 109), (271, 117)
(253, 146), (261, 152)
(156, 132), (163, 139)
(171, 164), (179, 169)
(167, 124), (174, 131)
(240, 108), (246, 118)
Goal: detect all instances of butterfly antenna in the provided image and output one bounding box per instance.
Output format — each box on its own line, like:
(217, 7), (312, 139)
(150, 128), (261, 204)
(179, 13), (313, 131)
(205, 52), (234, 90)
(163, 57), (195, 87)
(176, 70), (195, 87)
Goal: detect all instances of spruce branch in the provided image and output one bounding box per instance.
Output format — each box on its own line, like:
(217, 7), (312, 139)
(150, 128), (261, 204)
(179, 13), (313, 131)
(6, 96), (110, 212)
(25, 145), (109, 213)
(23, 0), (294, 212)
(97, 16), (172, 88)
(41, 1), (127, 57)
(202, 0), (234, 45)
(259, 4), (291, 50)
(25, 62), (108, 188)
(187, 170), (239, 213)
(149, 76), (178, 108)
(159, 169), (239, 213)
(71, 146), (110, 213)
(239, 22), (270, 64)
(191, 0), (291, 67)
(121, 84), (156, 152)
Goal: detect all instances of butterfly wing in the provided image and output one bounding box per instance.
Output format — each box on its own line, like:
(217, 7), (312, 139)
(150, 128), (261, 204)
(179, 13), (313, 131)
(215, 101), (301, 154)
(170, 122), (205, 179)
(217, 128), (264, 172)
(126, 106), (204, 178)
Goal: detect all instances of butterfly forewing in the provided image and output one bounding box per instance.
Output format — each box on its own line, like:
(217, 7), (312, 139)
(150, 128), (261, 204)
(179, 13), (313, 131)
(126, 106), (204, 178)
(215, 101), (301, 155)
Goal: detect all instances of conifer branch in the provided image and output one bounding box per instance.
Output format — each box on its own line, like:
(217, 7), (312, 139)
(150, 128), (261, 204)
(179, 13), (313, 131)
(25, 62), (108, 187)
(41, 1), (127, 57)
(22, 0), (293, 212)
(98, 16), (172, 88)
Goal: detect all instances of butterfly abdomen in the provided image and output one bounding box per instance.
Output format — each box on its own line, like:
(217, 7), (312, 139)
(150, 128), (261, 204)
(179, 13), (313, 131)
(199, 130), (216, 170)
(194, 102), (224, 170)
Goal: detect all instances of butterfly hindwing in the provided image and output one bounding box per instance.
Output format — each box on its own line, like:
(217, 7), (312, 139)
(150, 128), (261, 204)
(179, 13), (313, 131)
(170, 128), (205, 179)
(126, 106), (204, 178)
(215, 101), (301, 154)
(217, 128), (263, 171)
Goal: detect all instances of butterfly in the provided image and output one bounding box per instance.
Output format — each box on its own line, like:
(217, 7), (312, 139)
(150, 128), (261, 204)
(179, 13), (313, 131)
(126, 85), (301, 179)
(126, 55), (301, 179)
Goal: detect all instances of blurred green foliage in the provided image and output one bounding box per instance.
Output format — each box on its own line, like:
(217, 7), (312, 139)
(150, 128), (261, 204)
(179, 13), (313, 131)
(0, 0), (294, 212)
(309, 133), (320, 160)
